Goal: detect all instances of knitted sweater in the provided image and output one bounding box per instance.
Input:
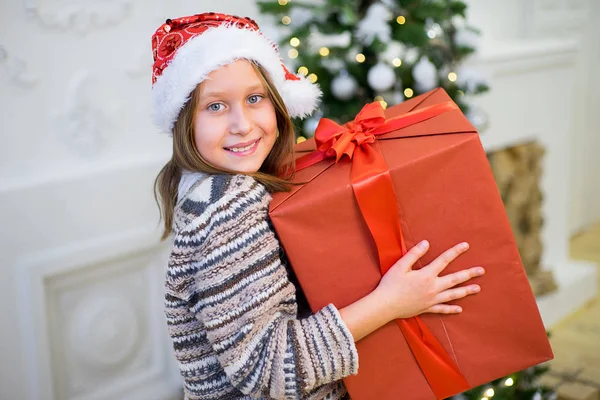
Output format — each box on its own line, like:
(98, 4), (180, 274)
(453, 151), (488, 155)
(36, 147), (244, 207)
(165, 173), (359, 400)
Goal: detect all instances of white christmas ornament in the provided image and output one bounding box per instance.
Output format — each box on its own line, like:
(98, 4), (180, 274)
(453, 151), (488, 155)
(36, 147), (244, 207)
(413, 57), (438, 92)
(331, 71), (358, 100)
(367, 62), (396, 92)
(404, 47), (420, 64)
(355, 3), (392, 46)
(303, 115), (320, 137)
(382, 41), (420, 65)
(425, 18), (443, 39)
(381, 41), (404, 63)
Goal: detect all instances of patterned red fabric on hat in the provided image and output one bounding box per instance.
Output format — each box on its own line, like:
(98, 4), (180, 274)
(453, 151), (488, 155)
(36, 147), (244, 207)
(152, 13), (261, 85)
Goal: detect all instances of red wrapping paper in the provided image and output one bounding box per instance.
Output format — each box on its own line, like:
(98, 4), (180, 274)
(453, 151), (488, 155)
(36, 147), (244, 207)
(269, 88), (553, 400)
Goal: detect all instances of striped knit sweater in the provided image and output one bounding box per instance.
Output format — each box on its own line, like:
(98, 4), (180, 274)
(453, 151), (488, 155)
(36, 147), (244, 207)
(165, 173), (359, 400)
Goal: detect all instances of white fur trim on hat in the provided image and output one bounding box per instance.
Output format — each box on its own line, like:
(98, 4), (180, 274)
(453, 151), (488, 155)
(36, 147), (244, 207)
(152, 24), (321, 134)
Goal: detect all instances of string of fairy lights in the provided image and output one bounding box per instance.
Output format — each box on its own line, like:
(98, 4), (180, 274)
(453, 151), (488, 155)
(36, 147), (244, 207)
(276, 0), (461, 107)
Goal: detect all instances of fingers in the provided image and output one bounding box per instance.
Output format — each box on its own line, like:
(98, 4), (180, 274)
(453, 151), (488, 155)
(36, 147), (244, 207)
(437, 267), (485, 291)
(435, 284), (481, 304)
(427, 242), (470, 275)
(422, 304), (463, 314)
(393, 240), (430, 273)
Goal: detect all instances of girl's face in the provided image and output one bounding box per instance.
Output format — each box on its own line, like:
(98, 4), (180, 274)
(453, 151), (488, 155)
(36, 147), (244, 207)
(193, 60), (278, 173)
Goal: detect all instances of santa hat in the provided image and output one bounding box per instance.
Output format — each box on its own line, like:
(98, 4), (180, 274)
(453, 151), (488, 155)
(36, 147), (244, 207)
(151, 12), (322, 134)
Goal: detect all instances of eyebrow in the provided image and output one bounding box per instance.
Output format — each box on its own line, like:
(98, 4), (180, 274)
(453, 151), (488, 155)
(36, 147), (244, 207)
(201, 84), (265, 99)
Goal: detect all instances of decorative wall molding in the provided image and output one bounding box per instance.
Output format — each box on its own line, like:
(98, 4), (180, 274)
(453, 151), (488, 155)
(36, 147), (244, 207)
(51, 71), (123, 158)
(467, 37), (597, 328)
(68, 293), (142, 369)
(15, 226), (177, 400)
(0, 45), (39, 87)
(24, 0), (133, 33)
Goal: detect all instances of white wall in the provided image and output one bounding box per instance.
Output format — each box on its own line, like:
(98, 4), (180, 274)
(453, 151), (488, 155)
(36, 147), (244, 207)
(1, 1), (597, 399)
(0, 1), (259, 400)
(464, 0), (600, 233)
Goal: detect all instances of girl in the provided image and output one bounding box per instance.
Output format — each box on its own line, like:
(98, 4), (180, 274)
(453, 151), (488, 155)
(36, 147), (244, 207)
(152, 13), (485, 400)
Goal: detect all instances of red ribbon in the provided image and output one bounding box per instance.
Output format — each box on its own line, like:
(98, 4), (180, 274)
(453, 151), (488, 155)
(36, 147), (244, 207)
(296, 101), (470, 399)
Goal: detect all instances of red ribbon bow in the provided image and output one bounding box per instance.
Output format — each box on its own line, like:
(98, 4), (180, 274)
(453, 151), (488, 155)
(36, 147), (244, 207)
(296, 100), (470, 399)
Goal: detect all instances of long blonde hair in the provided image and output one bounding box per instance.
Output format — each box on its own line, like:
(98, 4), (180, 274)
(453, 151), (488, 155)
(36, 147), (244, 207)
(153, 61), (297, 241)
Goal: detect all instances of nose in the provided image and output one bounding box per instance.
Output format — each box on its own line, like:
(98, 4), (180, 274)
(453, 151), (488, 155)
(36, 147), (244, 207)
(229, 105), (253, 136)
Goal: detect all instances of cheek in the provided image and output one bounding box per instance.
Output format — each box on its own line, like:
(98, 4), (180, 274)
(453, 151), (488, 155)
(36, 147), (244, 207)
(193, 115), (223, 159)
(257, 105), (278, 138)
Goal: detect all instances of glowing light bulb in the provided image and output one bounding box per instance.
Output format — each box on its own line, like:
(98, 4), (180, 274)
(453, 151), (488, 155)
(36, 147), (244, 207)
(297, 66), (309, 76)
(485, 388), (495, 397)
(308, 73), (318, 83)
(278, 0), (289, 5)
(290, 37), (300, 47)
(404, 88), (414, 98)
(297, 136), (307, 143)
(288, 49), (298, 59)
(397, 16), (406, 24)
(319, 47), (330, 56)
(505, 378), (514, 387)
(356, 53), (366, 63)
(448, 72), (458, 82)
(392, 58), (402, 67)
(282, 16), (291, 25)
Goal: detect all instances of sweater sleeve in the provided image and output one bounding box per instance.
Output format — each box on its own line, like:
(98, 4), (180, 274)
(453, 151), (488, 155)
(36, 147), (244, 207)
(167, 175), (359, 399)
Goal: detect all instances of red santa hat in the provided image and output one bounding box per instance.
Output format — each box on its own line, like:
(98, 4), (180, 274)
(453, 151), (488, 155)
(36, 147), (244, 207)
(151, 12), (322, 134)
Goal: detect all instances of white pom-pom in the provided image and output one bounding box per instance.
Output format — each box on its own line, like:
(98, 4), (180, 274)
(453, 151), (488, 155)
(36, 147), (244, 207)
(413, 57), (438, 92)
(280, 77), (322, 119)
(404, 47), (420, 64)
(331, 71), (358, 100)
(368, 62), (396, 92)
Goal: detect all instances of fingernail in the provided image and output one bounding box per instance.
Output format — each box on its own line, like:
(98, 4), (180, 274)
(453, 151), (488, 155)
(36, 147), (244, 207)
(419, 240), (429, 249)
(455, 306), (462, 312)
(477, 267), (485, 275)
(460, 242), (469, 250)
(471, 285), (480, 293)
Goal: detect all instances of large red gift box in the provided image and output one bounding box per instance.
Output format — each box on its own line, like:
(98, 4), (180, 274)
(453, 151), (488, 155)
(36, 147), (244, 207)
(268, 88), (553, 400)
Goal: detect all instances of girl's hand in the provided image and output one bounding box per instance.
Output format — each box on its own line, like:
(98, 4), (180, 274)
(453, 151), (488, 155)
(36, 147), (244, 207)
(374, 240), (484, 322)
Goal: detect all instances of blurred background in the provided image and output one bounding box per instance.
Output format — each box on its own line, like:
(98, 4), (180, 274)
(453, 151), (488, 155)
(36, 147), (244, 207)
(1, 0), (599, 399)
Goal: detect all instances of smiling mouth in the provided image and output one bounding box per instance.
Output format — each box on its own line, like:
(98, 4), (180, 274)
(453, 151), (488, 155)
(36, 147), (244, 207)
(224, 139), (260, 155)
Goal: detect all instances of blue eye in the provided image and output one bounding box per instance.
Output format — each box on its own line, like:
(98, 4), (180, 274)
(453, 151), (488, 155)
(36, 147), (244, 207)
(248, 95), (263, 104)
(208, 103), (223, 112)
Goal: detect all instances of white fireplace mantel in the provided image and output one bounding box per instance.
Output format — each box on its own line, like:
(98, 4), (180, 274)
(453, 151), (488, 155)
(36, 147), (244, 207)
(468, 38), (598, 328)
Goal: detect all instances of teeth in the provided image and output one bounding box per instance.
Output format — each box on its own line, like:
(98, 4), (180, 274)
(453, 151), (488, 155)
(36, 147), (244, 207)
(227, 142), (255, 153)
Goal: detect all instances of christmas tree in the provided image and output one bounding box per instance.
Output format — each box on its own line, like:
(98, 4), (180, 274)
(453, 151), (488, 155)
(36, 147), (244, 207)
(257, 0), (489, 139)
(456, 364), (555, 400)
